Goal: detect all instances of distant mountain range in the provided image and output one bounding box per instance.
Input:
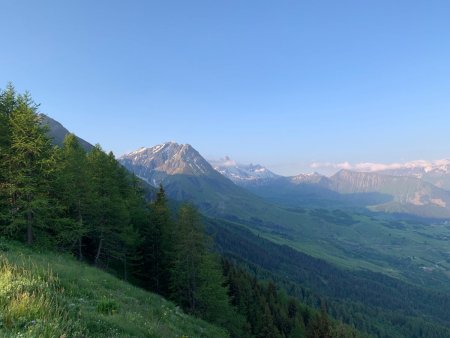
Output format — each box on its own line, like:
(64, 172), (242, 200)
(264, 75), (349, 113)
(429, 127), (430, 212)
(376, 162), (450, 191)
(41, 113), (450, 220)
(118, 142), (276, 219)
(208, 157), (450, 219)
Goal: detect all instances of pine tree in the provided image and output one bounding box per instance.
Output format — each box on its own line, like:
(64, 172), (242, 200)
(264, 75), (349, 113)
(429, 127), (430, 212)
(7, 92), (55, 244)
(86, 147), (129, 267)
(54, 133), (90, 257)
(306, 301), (331, 338)
(170, 204), (205, 311)
(0, 84), (17, 228)
(136, 184), (167, 292)
(121, 174), (148, 281)
(170, 204), (243, 335)
(150, 184), (173, 294)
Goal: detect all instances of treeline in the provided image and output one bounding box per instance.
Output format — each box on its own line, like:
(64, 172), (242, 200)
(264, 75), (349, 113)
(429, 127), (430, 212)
(0, 84), (360, 337)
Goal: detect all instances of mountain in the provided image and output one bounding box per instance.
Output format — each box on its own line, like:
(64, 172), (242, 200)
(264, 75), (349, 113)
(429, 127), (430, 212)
(291, 172), (327, 184)
(40, 114), (94, 151)
(119, 142), (215, 185)
(375, 160), (450, 191)
(210, 156), (279, 185)
(118, 142), (276, 218)
(328, 169), (450, 218)
(226, 160), (450, 218)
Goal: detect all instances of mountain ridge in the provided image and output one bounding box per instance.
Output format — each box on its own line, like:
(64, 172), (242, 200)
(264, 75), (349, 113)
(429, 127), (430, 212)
(40, 114), (94, 151)
(214, 159), (450, 218)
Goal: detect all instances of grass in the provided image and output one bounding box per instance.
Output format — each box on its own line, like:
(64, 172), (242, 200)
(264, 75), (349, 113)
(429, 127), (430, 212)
(0, 240), (228, 338)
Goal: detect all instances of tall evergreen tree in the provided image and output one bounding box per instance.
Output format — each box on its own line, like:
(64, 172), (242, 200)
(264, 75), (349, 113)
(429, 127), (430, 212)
(86, 147), (129, 267)
(0, 84), (17, 227)
(149, 185), (173, 294)
(170, 204), (243, 334)
(170, 204), (208, 311)
(7, 92), (55, 244)
(54, 134), (90, 257)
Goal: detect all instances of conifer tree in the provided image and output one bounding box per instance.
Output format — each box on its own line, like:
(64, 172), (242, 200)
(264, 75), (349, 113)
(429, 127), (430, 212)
(0, 84), (17, 227)
(150, 185), (173, 294)
(120, 174), (147, 281)
(170, 204), (243, 334)
(7, 92), (55, 244)
(54, 133), (90, 257)
(86, 147), (129, 266)
(170, 204), (205, 311)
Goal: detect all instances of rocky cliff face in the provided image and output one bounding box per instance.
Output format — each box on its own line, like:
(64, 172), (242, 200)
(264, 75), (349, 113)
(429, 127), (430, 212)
(328, 169), (450, 213)
(377, 162), (450, 191)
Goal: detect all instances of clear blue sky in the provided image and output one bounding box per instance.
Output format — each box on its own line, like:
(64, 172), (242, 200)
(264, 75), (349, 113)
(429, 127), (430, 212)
(1, 1), (450, 175)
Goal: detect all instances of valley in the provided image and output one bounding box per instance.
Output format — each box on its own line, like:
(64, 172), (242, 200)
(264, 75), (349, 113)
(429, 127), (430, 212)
(2, 100), (450, 337)
(119, 142), (450, 292)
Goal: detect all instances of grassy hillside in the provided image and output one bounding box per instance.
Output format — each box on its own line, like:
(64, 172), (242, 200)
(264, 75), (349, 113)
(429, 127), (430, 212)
(0, 240), (228, 338)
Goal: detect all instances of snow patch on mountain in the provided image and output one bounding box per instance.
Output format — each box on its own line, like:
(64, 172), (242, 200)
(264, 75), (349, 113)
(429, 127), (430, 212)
(209, 156), (279, 183)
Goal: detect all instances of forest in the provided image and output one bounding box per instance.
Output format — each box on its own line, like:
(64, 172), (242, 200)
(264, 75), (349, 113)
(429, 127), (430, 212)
(0, 84), (363, 337)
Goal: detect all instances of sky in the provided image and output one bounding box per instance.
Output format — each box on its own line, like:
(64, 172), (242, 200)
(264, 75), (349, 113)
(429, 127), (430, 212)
(1, 1), (450, 175)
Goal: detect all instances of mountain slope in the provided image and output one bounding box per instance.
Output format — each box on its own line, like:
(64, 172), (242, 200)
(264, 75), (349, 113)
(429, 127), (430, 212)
(376, 160), (450, 191)
(0, 241), (227, 338)
(119, 142), (281, 218)
(329, 169), (450, 218)
(209, 217), (450, 337)
(40, 114), (94, 151)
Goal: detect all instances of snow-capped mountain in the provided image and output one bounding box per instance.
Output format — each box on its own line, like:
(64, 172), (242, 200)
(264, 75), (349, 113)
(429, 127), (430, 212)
(209, 156), (279, 185)
(118, 142), (273, 217)
(119, 142), (216, 186)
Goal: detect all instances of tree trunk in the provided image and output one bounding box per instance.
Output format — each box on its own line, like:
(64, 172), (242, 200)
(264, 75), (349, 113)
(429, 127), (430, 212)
(95, 237), (103, 267)
(124, 255), (128, 281)
(78, 210), (83, 261)
(27, 210), (33, 245)
(78, 237), (83, 261)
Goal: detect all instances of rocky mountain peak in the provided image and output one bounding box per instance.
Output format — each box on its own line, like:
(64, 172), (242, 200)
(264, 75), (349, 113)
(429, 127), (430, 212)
(119, 142), (216, 186)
